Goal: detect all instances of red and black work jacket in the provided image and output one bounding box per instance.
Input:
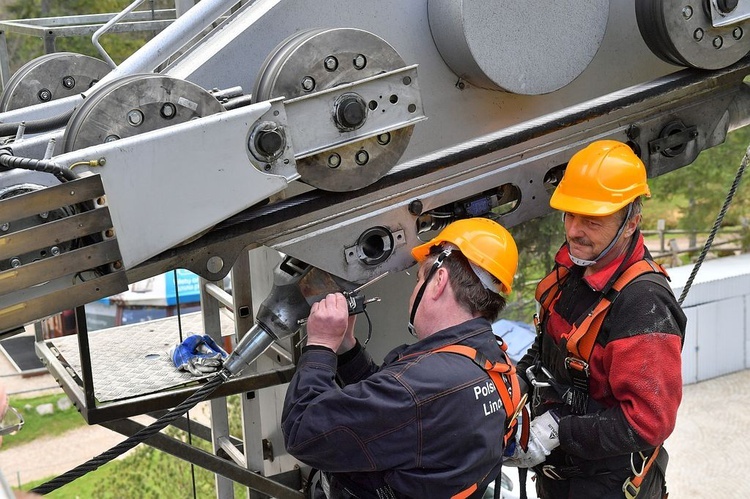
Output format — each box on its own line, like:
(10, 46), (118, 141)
(517, 233), (686, 461)
(282, 318), (510, 499)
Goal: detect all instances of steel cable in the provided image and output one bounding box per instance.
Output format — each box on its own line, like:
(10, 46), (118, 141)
(678, 145), (750, 305)
(30, 372), (227, 495)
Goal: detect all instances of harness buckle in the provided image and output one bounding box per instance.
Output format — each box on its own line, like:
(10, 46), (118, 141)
(542, 465), (566, 481)
(564, 357), (590, 376)
(622, 477), (640, 499)
(526, 365), (554, 388)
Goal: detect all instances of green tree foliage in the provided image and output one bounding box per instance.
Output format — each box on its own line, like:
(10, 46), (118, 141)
(3, 0), (173, 74)
(648, 126), (750, 233)
(504, 213), (565, 322)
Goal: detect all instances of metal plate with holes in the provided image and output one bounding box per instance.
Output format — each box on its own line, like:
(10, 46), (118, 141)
(636, 0), (750, 69)
(0, 52), (111, 112)
(252, 28), (413, 191)
(62, 73), (225, 151)
(428, 0), (609, 94)
(45, 312), (233, 402)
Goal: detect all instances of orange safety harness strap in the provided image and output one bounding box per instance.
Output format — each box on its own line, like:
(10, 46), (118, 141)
(623, 445), (662, 499)
(432, 343), (522, 446)
(563, 259), (667, 364)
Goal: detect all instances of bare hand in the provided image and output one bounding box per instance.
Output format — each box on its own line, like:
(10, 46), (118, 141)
(337, 315), (358, 354)
(305, 293), (350, 351)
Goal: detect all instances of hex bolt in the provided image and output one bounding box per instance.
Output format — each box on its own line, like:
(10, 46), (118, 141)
(355, 150), (369, 165)
(51, 246), (60, 256)
(353, 54), (367, 70)
(682, 6), (693, 19)
(39, 211), (49, 220)
(301, 76), (316, 92)
(10, 258), (21, 268)
(62, 76), (76, 89)
(694, 28), (704, 41)
(161, 102), (177, 119)
(127, 109), (144, 126)
(734, 27), (744, 40)
(324, 56), (339, 71)
(1, 223), (9, 232)
(377, 133), (391, 145)
(105, 134), (120, 142)
(38, 88), (52, 102)
(328, 153), (341, 168)
(334, 93), (367, 130)
(713, 36), (724, 49)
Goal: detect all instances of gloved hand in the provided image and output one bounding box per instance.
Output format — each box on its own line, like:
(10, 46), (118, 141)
(504, 410), (560, 468)
(170, 334), (228, 377)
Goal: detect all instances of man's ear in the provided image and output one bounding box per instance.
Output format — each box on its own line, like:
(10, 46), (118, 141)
(624, 213), (641, 238)
(431, 267), (450, 299)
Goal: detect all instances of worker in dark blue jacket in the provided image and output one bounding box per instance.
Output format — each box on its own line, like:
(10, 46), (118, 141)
(282, 218), (522, 499)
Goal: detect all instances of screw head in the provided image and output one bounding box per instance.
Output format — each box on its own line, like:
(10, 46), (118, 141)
(38, 89), (52, 102)
(62, 76), (76, 89)
(353, 54), (367, 70)
(324, 56), (338, 71)
(127, 110), (144, 126)
(301, 76), (315, 92)
(328, 153), (341, 168)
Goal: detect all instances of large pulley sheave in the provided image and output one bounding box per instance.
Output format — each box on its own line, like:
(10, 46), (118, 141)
(62, 74), (225, 152)
(252, 28), (414, 192)
(0, 52), (111, 112)
(637, 0), (750, 69)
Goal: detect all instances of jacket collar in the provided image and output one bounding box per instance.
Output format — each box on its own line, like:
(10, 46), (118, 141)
(555, 232), (646, 292)
(393, 317), (492, 361)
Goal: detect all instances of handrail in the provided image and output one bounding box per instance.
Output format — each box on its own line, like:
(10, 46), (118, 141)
(91, 0), (148, 69)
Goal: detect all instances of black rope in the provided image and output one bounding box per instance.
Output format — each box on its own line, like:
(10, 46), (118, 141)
(678, 145), (750, 305)
(31, 372), (228, 495)
(171, 269), (198, 499)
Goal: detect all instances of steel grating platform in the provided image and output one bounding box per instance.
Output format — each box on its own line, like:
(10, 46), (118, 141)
(44, 313), (223, 402)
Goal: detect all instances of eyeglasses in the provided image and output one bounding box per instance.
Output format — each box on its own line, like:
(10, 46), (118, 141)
(0, 405), (24, 436)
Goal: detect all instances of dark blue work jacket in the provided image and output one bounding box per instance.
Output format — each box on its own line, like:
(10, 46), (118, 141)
(281, 318), (510, 499)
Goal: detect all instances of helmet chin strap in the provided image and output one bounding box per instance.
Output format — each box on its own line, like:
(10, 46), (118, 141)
(408, 249), (452, 338)
(566, 204), (633, 267)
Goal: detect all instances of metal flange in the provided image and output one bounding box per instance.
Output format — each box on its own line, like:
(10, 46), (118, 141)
(636, 0), (750, 69)
(252, 28), (414, 192)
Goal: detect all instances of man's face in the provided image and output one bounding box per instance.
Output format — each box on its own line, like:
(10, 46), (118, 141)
(563, 211), (626, 262)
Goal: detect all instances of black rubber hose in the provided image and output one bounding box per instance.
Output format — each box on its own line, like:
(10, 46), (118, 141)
(0, 106), (75, 136)
(31, 372), (228, 495)
(0, 149), (78, 182)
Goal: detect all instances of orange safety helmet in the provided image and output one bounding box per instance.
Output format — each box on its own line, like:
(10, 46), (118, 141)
(550, 140), (651, 216)
(411, 218), (517, 294)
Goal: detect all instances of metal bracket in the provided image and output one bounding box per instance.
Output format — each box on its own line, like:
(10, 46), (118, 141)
(709, 0), (750, 27)
(648, 123), (699, 157)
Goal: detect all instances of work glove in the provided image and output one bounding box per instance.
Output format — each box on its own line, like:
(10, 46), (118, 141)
(170, 334), (228, 377)
(503, 410), (560, 468)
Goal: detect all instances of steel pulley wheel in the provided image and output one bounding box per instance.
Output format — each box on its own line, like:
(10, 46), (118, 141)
(636, 0), (750, 69)
(252, 28), (413, 192)
(0, 52), (111, 112)
(62, 73), (225, 152)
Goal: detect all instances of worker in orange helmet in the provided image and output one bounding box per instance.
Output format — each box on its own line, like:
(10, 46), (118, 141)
(283, 218), (523, 498)
(508, 140), (686, 498)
